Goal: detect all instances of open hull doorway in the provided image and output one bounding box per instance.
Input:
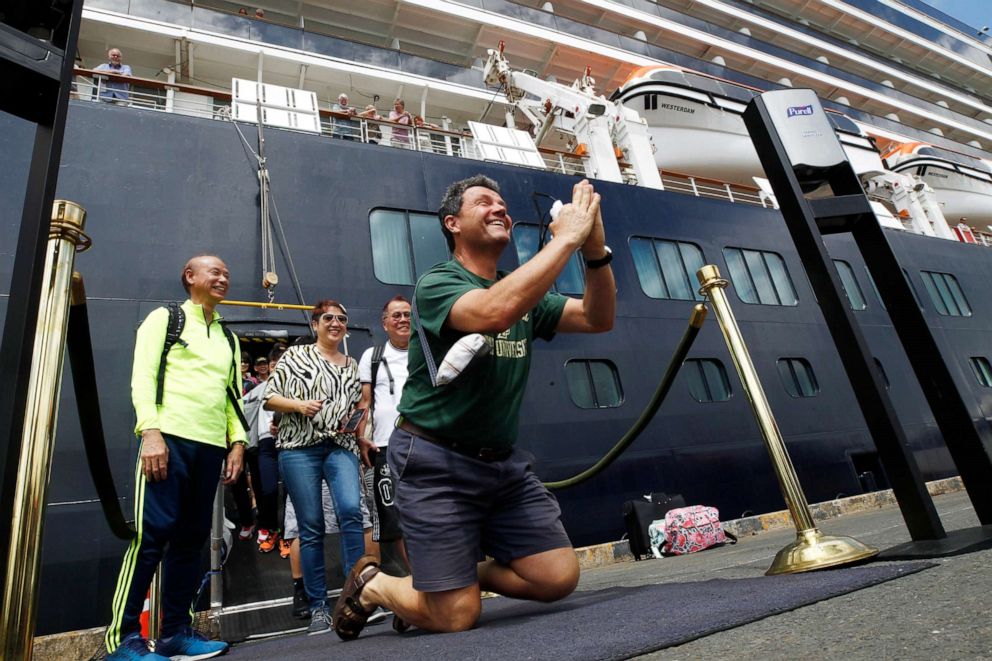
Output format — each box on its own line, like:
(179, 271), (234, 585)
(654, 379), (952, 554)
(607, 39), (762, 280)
(214, 319), (377, 640)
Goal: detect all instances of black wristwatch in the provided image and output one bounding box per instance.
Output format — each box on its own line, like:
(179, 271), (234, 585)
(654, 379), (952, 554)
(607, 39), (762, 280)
(584, 246), (613, 269)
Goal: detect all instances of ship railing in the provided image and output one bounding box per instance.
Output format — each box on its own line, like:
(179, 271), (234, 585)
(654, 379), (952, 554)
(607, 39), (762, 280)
(73, 68), (233, 119)
(72, 68), (748, 193)
(659, 169), (771, 208)
(537, 147), (589, 177)
(973, 230), (992, 247)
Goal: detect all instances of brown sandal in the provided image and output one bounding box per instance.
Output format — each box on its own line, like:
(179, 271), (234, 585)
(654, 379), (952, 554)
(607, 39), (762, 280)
(332, 555), (381, 640)
(392, 614), (411, 634)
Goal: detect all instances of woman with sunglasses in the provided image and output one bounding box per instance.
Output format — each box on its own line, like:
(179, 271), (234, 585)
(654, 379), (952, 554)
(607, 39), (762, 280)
(263, 300), (371, 635)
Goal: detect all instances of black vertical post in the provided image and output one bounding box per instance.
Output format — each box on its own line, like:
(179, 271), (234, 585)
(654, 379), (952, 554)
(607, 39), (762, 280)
(849, 191), (992, 524)
(743, 93), (945, 540)
(0, 0), (85, 589)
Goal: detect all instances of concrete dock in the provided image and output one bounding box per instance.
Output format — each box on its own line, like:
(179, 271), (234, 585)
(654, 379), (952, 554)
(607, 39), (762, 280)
(579, 489), (990, 659)
(35, 488), (991, 659)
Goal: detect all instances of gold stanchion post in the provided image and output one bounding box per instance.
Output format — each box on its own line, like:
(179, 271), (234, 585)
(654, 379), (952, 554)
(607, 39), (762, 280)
(149, 564), (163, 642)
(697, 264), (878, 575)
(1, 201), (90, 659)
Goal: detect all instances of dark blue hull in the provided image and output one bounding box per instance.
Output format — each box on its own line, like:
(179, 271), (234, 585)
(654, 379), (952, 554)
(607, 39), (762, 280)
(3, 102), (986, 634)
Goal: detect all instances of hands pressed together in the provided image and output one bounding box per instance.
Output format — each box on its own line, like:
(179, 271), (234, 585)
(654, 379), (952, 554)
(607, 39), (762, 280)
(548, 179), (606, 259)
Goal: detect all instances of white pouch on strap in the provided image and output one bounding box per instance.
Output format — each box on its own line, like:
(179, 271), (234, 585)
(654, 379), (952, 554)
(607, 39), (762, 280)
(413, 283), (492, 388)
(435, 333), (491, 386)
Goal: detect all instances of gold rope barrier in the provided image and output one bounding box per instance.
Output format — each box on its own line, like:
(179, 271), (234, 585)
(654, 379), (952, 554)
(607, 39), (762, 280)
(697, 264), (878, 575)
(1, 201), (90, 659)
(219, 299), (312, 310)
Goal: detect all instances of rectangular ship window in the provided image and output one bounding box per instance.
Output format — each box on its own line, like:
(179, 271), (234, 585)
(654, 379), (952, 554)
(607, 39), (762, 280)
(969, 357), (992, 387)
(777, 358), (819, 397)
(723, 247), (798, 306)
(683, 358), (732, 403)
(370, 209), (449, 286)
(630, 237), (705, 301)
(513, 223), (585, 295)
(920, 270), (971, 317)
(564, 359), (623, 408)
(833, 259), (867, 311)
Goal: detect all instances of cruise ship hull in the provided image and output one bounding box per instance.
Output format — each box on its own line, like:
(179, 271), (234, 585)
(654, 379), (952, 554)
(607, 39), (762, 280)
(3, 101), (986, 636)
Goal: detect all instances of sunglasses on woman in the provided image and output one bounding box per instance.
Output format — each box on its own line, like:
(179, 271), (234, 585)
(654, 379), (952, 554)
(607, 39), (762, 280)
(319, 313), (349, 325)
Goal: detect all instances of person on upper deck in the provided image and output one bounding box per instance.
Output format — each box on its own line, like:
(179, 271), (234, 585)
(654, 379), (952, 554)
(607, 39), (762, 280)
(332, 93), (358, 140)
(330, 174), (615, 639)
(94, 48), (132, 104)
(359, 104), (383, 144)
(104, 255), (246, 661)
(388, 98), (413, 147)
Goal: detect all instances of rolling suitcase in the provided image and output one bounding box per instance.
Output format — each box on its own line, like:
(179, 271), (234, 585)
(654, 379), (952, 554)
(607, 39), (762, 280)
(622, 492), (686, 560)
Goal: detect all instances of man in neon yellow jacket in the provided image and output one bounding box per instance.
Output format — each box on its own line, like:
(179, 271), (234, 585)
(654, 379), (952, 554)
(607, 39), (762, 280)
(105, 254), (246, 661)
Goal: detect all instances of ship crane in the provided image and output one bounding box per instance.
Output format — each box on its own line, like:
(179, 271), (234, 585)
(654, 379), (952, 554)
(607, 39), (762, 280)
(483, 43), (662, 189)
(861, 170), (956, 240)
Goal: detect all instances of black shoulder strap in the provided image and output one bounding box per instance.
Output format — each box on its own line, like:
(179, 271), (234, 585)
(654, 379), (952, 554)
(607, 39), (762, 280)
(222, 323), (250, 433)
(370, 344), (395, 402)
(155, 302), (186, 406)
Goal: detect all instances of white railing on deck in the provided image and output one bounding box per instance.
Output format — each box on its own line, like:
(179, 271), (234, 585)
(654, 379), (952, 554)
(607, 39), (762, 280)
(659, 171), (770, 208)
(71, 67), (772, 208)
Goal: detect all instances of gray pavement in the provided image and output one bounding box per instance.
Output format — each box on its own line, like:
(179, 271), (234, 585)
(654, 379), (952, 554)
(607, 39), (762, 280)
(575, 491), (991, 659)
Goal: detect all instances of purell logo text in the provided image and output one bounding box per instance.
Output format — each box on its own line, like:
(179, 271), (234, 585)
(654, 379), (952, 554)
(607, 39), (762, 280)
(787, 105), (814, 117)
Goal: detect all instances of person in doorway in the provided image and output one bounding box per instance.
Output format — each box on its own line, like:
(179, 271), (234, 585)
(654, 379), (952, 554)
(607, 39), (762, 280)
(254, 345), (285, 553)
(94, 48), (132, 104)
(357, 296), (412, 568)
(264, 301), (373, 635)
(241, 354), (258, 394)
(331, 175), (615, 638)
(104, 255), (246, 660)
(238, 348), (283, 551)
(253, 355), (270, 382)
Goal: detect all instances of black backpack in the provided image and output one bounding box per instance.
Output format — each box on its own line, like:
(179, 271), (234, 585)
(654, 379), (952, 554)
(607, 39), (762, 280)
(156, 302), (249, 432)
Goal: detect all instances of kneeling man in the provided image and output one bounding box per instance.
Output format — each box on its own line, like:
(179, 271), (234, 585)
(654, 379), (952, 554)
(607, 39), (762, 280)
(332, 175), (615, 638)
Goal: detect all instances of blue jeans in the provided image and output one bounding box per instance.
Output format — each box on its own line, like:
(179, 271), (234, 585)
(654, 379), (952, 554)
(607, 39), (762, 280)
(279, 442), (364, 608)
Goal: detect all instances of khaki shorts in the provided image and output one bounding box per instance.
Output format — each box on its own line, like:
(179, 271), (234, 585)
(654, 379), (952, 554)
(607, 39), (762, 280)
(388, 427), (571, 592)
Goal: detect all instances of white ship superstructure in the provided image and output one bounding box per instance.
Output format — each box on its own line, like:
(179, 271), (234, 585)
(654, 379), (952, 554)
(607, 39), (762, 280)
(75, 0), (992, 235)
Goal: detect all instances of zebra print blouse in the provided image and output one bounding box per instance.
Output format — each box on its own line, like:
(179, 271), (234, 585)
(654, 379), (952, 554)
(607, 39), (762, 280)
(263, 343), (362, 452)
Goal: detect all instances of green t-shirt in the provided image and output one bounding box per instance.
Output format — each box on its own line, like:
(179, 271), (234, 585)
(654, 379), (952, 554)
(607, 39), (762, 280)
(398, 259), (567, 450)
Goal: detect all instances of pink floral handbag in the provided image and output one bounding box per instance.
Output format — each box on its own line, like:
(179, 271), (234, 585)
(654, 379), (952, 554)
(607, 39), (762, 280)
(659, 505), (737, 555)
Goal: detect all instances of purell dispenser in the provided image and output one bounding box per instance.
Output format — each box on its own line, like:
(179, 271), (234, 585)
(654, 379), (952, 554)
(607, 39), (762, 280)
(759, 89), (849, 193)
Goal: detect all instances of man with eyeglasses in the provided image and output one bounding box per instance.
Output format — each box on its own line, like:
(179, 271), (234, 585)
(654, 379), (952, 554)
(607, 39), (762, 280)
(94, 48), (132, 104)
(357, 296), (412, 573)
(332, 175), (615, 639)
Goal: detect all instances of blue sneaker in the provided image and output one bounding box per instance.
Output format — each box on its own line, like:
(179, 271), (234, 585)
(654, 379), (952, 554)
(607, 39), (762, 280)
(107, 634), (170, 660)
(155, 627), (229, 660)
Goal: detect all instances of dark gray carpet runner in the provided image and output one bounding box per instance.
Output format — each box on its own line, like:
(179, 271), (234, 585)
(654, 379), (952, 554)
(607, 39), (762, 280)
(234, 561), (933, 660)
